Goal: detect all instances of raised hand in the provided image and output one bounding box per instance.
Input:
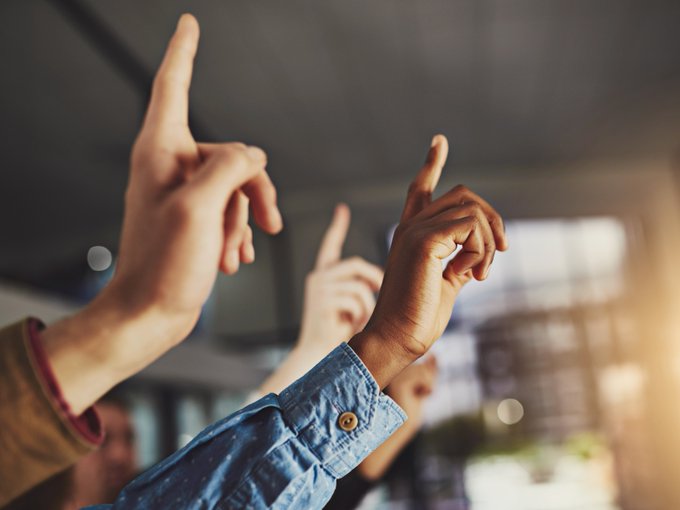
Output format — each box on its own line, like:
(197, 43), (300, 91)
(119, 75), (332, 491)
(350, 134), (508, 388)
(42, 15), (283, 414)
(298, 203), (383, 352)
(256, 204), (382, 397)
(116, 14), (282, 325)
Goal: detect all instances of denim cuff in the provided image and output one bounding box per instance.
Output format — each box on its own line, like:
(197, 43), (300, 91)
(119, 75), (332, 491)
(279, 343), (407, 478)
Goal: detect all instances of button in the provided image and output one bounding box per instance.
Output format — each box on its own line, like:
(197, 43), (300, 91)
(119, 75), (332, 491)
(338, 412), (358, 432)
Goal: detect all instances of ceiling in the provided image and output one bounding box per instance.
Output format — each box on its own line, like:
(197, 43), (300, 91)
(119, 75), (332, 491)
(1, 0), (679, 301)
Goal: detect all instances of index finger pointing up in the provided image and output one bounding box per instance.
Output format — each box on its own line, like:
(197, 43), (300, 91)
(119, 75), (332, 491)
(315, 203), (351, 269)
(144, 14), (200, 131)
(401, 134), (449, 222)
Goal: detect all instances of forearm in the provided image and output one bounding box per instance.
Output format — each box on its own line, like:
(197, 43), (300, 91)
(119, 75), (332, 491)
(40, 283), (192, 415)
(98, 344), (406, 509)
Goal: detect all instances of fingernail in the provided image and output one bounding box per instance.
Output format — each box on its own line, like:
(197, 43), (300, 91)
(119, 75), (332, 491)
(430, 136), (438, 147)
(228, 249), (240, 272)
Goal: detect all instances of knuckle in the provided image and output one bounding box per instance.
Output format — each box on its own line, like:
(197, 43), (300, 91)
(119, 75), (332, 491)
(468, 200), (482, 211)
(464, 215), (480, 230)
(229, 142), (248, 152)
(453, 184), (469, 194)
(462, 200), (483, 216)
(213, 146), (249, 169)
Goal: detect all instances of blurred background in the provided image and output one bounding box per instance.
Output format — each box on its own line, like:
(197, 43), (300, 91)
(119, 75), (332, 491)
(1, 0), (680, 508)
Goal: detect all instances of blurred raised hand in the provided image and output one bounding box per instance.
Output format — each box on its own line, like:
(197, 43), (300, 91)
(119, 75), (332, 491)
(298, 203), (383, 353)
(256, 203), (382, 396)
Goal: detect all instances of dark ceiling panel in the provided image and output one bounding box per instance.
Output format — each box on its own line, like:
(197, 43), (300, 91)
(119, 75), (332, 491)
(1, 0), (679, 292)
(0, 0), (139, 279)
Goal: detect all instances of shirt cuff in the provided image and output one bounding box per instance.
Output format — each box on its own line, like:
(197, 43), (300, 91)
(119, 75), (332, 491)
(278, 342), (406, 479)
(25, 318), (103, 446)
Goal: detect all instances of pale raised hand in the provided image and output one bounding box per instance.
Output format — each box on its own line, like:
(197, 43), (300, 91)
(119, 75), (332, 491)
(256, 203), (382, 397)
(42, 14), (283, 414)
(298, 203), (383, 351)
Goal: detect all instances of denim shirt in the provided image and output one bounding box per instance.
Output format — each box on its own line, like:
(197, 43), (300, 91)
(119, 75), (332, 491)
(86, 343), (406, 509)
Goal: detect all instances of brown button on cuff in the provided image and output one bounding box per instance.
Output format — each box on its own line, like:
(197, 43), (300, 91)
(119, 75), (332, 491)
(338, 411), (358, 432)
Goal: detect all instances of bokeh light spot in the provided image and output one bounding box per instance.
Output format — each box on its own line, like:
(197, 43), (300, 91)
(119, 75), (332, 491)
(87, 246), (112, 272)
(497, 398), (524, 425)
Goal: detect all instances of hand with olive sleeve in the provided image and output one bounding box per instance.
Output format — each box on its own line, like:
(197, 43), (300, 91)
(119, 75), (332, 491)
(41, 14), (283, 414)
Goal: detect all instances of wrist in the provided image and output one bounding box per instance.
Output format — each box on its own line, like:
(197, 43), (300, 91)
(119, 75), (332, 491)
(41, 283), (192, 414)
(347, 329), (415, 389)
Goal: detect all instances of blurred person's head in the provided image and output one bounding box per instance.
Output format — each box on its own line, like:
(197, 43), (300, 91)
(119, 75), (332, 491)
(70, 392), (137, 506)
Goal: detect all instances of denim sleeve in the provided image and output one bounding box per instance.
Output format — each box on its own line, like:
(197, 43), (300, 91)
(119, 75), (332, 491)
(86, 343), (406, 510)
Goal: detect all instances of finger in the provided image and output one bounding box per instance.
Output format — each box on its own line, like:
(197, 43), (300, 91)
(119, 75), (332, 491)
(144, 14), (200, 132)
(443, 266), (474, 291)
(423, 216), (486, 272)
(450, 226), (485, 279)
(428, 202), (496, 280)
(185, 144), (283, 235)
(418, 184), (508, 251)
(220, 191), (249, 275)
(330, 296), (364, 325)
(333, 281), (377, 321)
(325, 257), (383, 291)
(400, 134), (449, 222)
(240, 225), (255, 264)
(198, 142), (283, 234)
(315, 203), (351, 269)
(241, 167), (284, 234)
